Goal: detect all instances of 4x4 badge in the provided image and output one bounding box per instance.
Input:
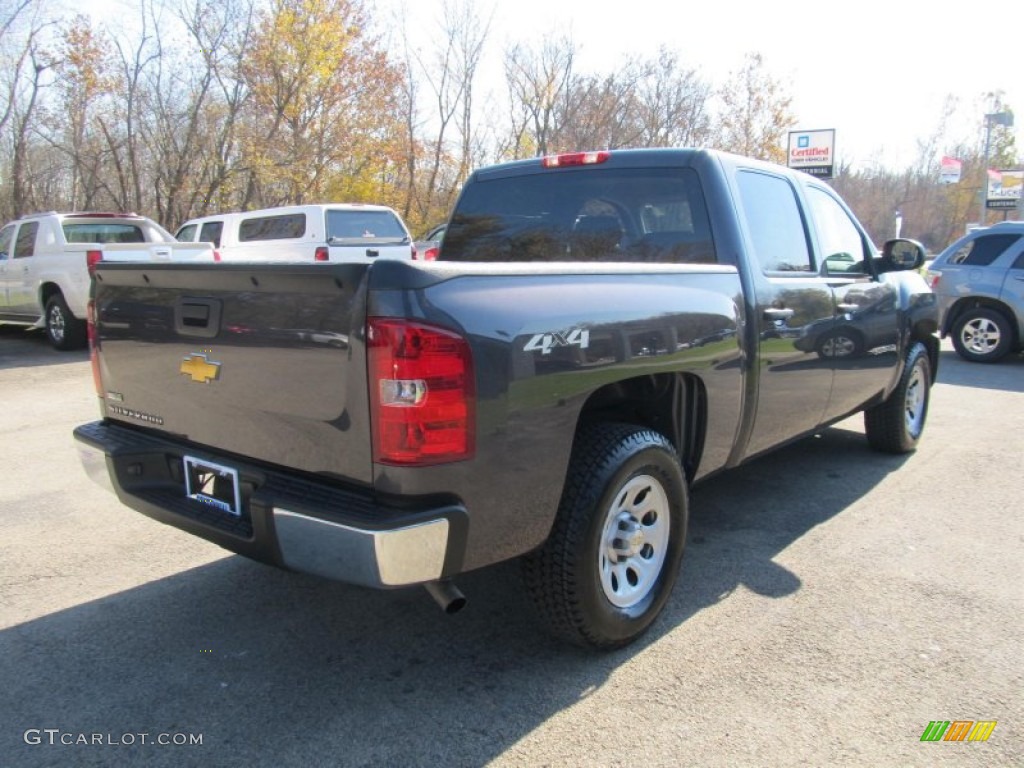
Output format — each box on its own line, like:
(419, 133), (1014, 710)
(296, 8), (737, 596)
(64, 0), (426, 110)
(180, 353), (221, 384)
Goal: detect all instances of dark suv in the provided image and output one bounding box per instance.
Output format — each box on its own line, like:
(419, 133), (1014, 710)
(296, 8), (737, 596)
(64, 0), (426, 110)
(927, 222), (1024, 362)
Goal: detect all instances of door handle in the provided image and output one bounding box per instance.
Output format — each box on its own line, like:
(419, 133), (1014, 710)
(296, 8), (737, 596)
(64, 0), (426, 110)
(763, 307), (795, 321)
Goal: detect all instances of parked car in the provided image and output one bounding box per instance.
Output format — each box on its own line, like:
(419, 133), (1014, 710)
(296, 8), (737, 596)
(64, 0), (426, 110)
(0, 211), (215, 349)
(926, 222), (1024, 362)
(414, 223), (446, 261)
(175, 203), (415, 263)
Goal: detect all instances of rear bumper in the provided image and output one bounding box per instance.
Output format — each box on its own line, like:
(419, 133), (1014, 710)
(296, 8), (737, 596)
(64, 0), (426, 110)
(73, 420), (467, 588)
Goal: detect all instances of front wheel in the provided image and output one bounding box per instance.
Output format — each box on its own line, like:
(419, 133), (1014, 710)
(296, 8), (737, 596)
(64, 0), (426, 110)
(522, 423), (688, 650)
(864, 342), (931, 454)
(44, 293), (87, 351)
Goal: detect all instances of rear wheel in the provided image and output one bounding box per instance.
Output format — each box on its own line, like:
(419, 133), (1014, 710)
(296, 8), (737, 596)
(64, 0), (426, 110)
(864, 342), (931, 454)
(522, 423), (688, 649)
(44, 293), (87, 351)
(951, 307), (1013, 363)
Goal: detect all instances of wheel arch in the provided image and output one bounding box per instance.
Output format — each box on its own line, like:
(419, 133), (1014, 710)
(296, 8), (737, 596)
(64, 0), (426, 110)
(944, 296), (1017, 343)
(39, 281), (64, 309)
(573, 372), (706, 484)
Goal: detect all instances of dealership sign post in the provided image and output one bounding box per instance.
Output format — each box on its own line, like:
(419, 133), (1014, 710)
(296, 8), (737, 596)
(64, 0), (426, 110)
(787, 129), (835, 178)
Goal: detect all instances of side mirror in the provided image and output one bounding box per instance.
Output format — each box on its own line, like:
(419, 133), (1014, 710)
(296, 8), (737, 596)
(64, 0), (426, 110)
(881, 238), (926, 271)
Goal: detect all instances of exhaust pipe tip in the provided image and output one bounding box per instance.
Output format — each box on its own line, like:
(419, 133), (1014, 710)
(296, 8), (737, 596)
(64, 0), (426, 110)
(424, 579), (466, 614)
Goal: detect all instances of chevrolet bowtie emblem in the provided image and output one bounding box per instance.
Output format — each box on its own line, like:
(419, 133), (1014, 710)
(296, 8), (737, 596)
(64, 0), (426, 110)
(180, 353), (221, 384)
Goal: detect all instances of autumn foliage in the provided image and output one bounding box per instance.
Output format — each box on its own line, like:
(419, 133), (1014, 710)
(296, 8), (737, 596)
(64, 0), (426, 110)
(0, 0), (1017, 250)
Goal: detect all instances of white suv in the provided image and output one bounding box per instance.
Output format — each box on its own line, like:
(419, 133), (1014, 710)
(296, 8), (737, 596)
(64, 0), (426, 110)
(174, 203), (416, 262)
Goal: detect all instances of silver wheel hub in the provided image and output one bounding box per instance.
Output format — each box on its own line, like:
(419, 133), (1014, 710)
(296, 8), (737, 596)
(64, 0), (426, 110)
(904, 361), (926, 436)
(49, 305), (65, 341)
(599, 474), (670, 609)
(961, 317), (1000, 355)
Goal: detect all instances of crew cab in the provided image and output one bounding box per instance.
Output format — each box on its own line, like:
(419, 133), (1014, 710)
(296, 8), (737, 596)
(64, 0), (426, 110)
(74, 149), (938, 649)
(174, 203), (416, 263)
(0, 211), (215, 349)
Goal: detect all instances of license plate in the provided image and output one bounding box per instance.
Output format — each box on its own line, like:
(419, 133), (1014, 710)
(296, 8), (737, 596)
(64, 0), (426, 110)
(183, 456), (241, 517)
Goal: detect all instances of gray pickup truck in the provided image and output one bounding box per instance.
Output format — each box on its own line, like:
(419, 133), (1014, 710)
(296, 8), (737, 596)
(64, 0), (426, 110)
(74, 149), (939, 649)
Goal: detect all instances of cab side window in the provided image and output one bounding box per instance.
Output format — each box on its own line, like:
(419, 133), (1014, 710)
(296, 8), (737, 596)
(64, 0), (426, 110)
(13, 222), (38, 258)
(736, 170), (812, 273)
(805, 186), (871, 275)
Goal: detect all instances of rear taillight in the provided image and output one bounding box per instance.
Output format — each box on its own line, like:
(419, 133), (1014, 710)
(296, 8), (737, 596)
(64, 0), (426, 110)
(213, 249), (222, 262)
(315, 246), (329, 262)
(86, 250), (103, 276)
(87, 300), (102, 398)
(368, 318), (474, 465)
(541, 150), (610, 168)
(926, 270), (940, 290)
(421, 246), (439, 261)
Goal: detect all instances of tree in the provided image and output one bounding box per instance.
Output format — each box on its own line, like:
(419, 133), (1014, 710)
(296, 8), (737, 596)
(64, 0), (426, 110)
(238, 0), (405, 208)
(400, 0), (491, 232)
(501, 35), (576, 159)
(716, 52), (794, 163)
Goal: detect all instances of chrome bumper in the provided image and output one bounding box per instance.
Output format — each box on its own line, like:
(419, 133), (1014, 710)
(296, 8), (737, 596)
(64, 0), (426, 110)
(272, 509), (449, 586)
(74, 423), (461, 589)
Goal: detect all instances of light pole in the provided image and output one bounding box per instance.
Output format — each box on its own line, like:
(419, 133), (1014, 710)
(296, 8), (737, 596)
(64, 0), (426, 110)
(978, 111), (1014, 227)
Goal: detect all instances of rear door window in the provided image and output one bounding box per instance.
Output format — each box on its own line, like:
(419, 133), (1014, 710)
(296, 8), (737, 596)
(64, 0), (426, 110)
(14, 222), (39, 257)
(735, 171), (811, 273)
(0, 225), (14, 259)
(442, 167), (715, 264)
(199, 221), (224, 247)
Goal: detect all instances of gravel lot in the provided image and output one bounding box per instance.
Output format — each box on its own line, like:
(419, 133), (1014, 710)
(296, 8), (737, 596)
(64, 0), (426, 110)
(1, 325), (1021, 767)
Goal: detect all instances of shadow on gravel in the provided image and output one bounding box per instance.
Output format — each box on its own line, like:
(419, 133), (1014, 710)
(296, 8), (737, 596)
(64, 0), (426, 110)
(0, 425), (905, 767)
(935, 348), (1024, 394)
(0, 326), (88, 371)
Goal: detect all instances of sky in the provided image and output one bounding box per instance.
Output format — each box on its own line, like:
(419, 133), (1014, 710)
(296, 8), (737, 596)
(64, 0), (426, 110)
(76, 0), (1024, 172)
(382, 0), (1024, 171)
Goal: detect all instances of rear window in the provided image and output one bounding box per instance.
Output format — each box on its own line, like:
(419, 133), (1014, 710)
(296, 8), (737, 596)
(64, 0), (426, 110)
(63, 223), (146, 244)
(325, 209), (407, 240)
(239, 213), (306, 242)
(441, 167), (716, 263)
(944, 233), (1021, 266)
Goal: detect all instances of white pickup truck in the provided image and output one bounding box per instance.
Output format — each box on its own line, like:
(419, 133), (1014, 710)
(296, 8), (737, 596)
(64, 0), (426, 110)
(0, 211), (215, 349)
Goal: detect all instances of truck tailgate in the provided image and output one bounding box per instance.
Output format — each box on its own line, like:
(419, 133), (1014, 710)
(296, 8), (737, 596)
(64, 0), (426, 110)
(92, 262), (373, 484)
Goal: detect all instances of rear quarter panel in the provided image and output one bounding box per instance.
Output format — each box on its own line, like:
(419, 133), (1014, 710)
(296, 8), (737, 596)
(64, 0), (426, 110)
(367, 261), (746, 571)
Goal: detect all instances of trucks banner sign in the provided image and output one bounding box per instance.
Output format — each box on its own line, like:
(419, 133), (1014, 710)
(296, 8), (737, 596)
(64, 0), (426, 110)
(986, 169), (1022, 209)
(787, 129), (835, 178)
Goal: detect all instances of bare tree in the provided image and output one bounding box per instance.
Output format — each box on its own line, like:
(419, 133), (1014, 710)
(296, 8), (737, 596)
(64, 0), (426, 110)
(399, 0), (490, 231)
(502, 35), (576, 159)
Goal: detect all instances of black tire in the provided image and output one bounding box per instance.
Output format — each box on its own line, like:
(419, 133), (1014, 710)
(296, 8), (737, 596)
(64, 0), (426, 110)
(44, 293), (87, 351)
(951, 307), (1013, 363)
(864, 342), (931, 454)
(522, 423), (688, 650)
